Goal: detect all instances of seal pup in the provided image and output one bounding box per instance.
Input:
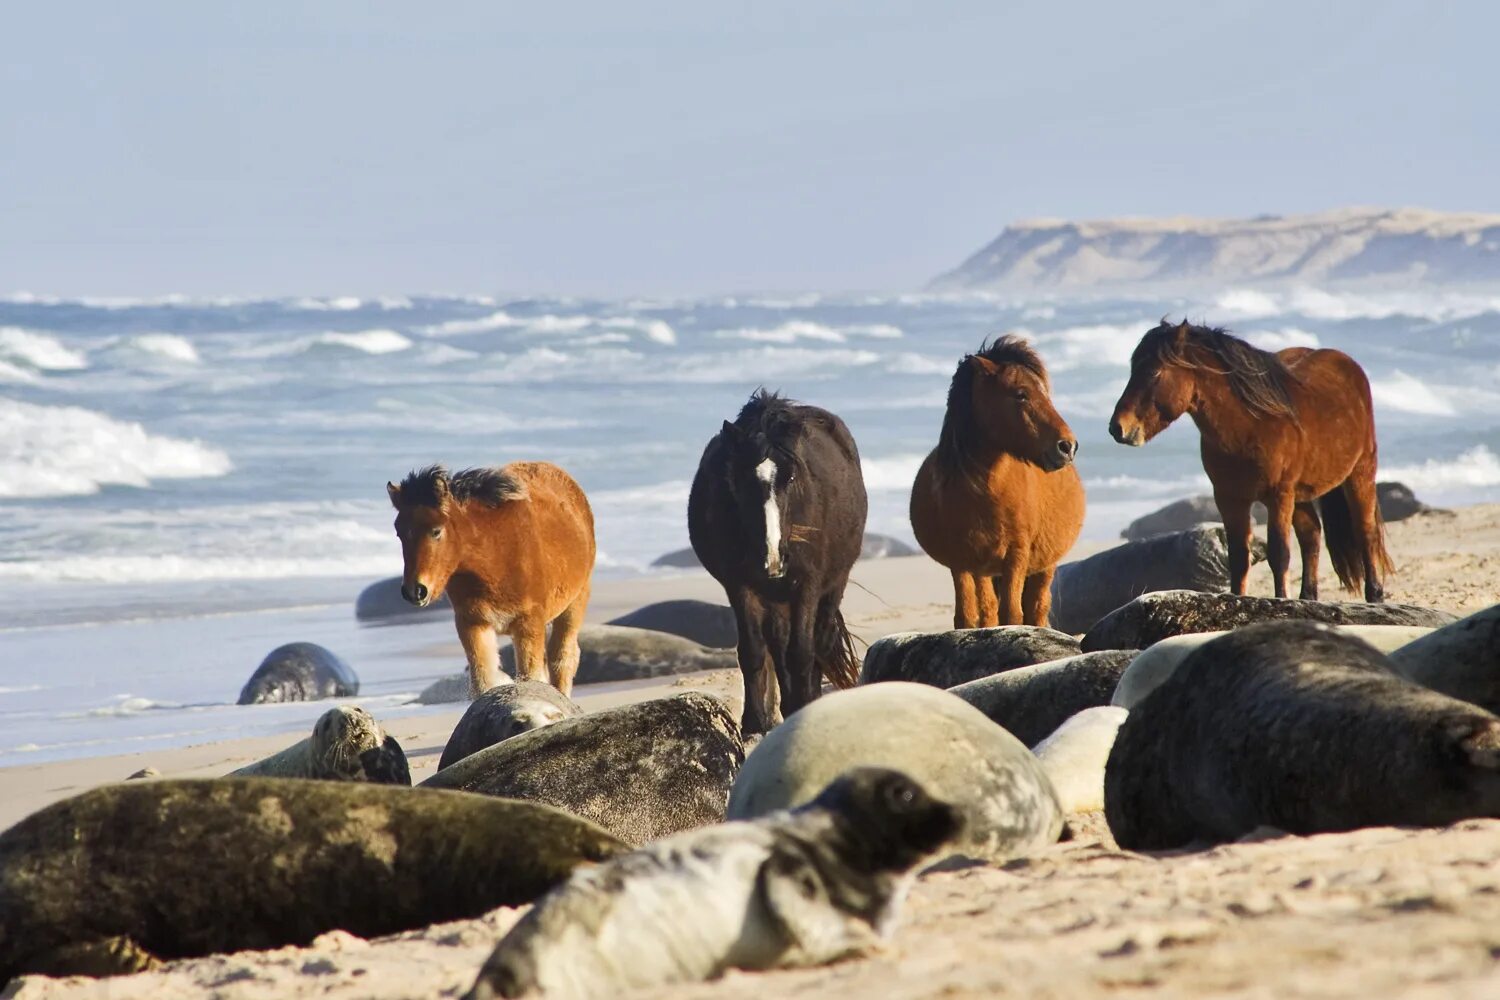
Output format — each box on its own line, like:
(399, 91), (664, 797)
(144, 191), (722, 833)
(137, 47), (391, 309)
(466, 768), (962, 1000)
(1104, 621), (1500, 850)
(439, 681), (583, 770)
(860, 626), (1081, 688)
(1031, 706), (1128, 814)
(237, 641), (359, 704)
(229, 705), (410, 784)
(0, 779), (626, 982)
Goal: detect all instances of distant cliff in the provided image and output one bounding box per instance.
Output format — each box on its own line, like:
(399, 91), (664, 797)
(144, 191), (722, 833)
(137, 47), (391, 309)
(931, 208), (1500, 292)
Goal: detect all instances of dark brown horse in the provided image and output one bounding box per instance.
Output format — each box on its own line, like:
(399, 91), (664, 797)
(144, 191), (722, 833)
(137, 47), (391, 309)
(1109, 320), (1393, 602)
(387, 463), (595, 697)
(910, 337), (1085, 628)
(688, 390), (867, 734)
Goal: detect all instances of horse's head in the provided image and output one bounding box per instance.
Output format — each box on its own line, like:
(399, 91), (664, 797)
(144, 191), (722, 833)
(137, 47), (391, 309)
(386, 466), (462, 607)
(1109, 320), (1198, 447)
(950, 337), (1077, 473)
(718, 417), (796, 580)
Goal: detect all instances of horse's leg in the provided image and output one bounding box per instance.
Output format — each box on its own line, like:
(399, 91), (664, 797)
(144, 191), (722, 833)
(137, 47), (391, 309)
(952, 571), (980, 630)
(544, 582), (589, 697)
(732, 590), (780, 734)
(1022, 568), (1055, 627)
(992, 557), (1023, 626)
(780, 593), (820, 718)
(761, 606), (794, 717)
(1293, 501), (1323, 601)
(1263, 490), (1296, 599)
(1346, 457), (1388, 603)
(508, 619), (548, 685)
(1216, 492), (1255, 595)
(458, 614), (503, 698)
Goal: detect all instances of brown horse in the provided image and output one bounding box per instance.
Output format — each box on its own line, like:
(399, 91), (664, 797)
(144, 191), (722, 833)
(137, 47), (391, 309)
(387, 462), (595, 697)
(1109, 320), (1393, 602)
(910, 337), (1086, 628)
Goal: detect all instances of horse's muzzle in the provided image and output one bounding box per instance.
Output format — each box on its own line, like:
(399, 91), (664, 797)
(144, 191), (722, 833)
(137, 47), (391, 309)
(1108, 418), (1145, 447)
(1041, 438), (1078, 471)
(401, 582), (430, 607)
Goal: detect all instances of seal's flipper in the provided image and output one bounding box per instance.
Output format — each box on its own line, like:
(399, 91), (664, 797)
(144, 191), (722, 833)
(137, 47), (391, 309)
(360, 736), (412, 786)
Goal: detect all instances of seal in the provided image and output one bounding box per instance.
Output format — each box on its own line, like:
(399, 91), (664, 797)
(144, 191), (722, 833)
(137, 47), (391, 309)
(859, 626), (1081, 689)
(1103, 621), (1500, 850)
(728, 682), (1062, 863)
(465, 768), (962, 1000)
(947, 649), (1136, 747)
(1389, 604), (1500, 714)
(1121, 494), (1266, 542)
(502, 624), (738, 683)
(229, 706), (411, 784)
(236, 641), (359, 704)
(0, 779), (626, 983)
(422, 692), (745, 845)
(1031, 706), (1129, 814)
(1080, 589), (1455, 653)
(354, 575), (453, 623)
(439, 681), (583, 770)
(1111, 624), (1435, 709)
(605, 599), (738, 649)
(1048, 526), (1267, 634)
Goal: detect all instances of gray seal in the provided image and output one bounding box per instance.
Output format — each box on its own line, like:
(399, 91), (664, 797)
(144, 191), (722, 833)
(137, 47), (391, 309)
(728, 682), (1062, 863)
(1031, 706), (1129, 814)
(229, 705), (410, 784)
(465, 768), (962, 1000)
(1048, 526), (1267, 634)
(947, 649), (1136, 746)
(1389, 603), (1500, 714)
(1080, 590), (1455, 652)
(1122, 494), (1266, 541)
(502, 624), (737, 683)
(0, 779), (626, 983)
(236, 642), (359, 704)
(439, 681), (583, 770)
(605, 600), (738, 649)
(355, 575), (453, 624)
(860, 626), (1081, 688)
(1103, 621), (1500, 850)
(422, 692), (745, 845)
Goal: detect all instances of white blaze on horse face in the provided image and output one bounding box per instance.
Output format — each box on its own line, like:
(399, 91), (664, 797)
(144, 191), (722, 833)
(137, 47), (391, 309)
(756, 457), (784, 577)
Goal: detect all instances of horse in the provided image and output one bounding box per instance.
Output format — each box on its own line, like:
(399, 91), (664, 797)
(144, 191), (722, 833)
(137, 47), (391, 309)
(688, 390), (867, 735)
(387, 462), (595, 698)
(1108, 319), (1393, 603)
(910, 336), (1085, 629)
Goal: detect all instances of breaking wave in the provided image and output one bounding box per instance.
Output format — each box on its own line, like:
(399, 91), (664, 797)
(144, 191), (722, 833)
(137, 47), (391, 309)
(0, 327), (87, 371)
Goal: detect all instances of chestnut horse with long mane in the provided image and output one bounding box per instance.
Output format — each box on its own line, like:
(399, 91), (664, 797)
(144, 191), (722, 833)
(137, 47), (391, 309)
(387, 462), (595, 697)
(1109, 320), (1393, 602)
(911, 337), (1085, 628)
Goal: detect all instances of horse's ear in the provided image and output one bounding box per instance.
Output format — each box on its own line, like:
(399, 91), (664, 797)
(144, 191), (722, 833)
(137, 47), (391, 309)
(386, 481), (402, 509)
(721, 419), (741, 442)
(969, 355), (1000, 377)
(432, 473), (451, 506)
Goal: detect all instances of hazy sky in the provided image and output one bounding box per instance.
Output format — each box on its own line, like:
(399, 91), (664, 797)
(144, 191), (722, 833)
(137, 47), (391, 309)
(3, 1), (1497, 297)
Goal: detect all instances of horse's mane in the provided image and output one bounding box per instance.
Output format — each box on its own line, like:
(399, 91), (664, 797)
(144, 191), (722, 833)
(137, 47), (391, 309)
(936, 335), (1049, 481)
(727, 388), (850, 466)
(395, 464), (528, 508)
(1137, 320), (1299, 419)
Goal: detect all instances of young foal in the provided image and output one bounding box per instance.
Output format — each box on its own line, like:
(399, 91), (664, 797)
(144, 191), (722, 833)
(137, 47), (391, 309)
(1109, 320), (1392, 602)
(910, 337), (1085, 628)
(688, 390), (867, 734)
(387, 463), (595, 697)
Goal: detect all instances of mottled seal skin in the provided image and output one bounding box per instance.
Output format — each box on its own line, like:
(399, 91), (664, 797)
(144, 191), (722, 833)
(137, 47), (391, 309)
(466, 768), (962, 1000)
(236, 642), (359, 704)
(0, 779), (626, 983)
(605, 600), (738, 649)
(1122, 494), (1265, 542)
(1103, 622), (1500, 850)
(1111, 625), (1433, 709)
(501, 624), (738, 684)
(947, 649), (1136, 747)
(1390, 604), (1500, 714)
(422, 692), (745, 845)
(1048, 526), (1267, 635)
(229, 706), (410, 785)
(354, 575), (454, 624)
(1031, 706), (1128, 814)
(439, 681), (583, 770)
(728, 683), (1063, 863)
(1080, 590), (1455, 653)
(860, 626), (1081, 689)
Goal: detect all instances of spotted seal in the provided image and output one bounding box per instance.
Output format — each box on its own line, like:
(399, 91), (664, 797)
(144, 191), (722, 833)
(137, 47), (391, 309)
(0, 779), (626, 982)
(466, 768), (962, 1000)
(1104, 621), (1500, 850)
(229, 705), (410, 784)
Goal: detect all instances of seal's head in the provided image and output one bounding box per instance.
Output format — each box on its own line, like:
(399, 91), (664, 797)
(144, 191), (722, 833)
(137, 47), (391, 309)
(809, 767), (963, 873)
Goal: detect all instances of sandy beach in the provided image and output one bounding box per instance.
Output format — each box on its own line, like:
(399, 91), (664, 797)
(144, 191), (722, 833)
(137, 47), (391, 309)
(4, 505), (1500, 999)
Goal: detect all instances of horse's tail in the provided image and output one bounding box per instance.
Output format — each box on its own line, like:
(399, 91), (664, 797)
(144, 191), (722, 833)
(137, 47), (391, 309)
(814, 603), (860, 690)
(1319, 484), (1393, 594)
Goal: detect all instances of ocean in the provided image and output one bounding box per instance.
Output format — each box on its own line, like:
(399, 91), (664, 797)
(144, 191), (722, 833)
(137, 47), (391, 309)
(2, 286), (1498, 764)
